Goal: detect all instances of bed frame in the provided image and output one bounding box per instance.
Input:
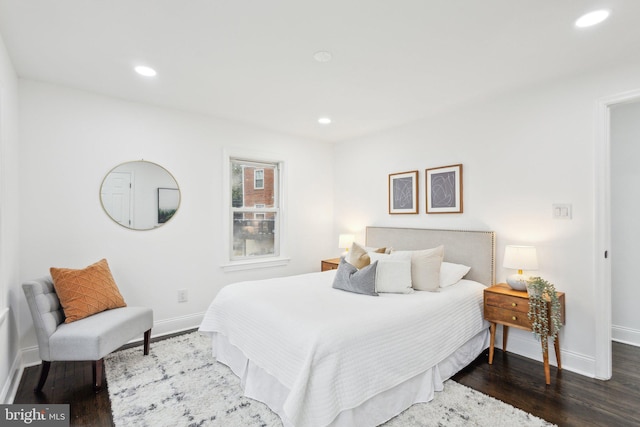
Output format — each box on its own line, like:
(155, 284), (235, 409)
(366, 227), (496, 286)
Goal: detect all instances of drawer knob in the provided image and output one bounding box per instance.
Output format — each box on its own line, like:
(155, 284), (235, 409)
(512, 316), (517, 321)
(511, 303), (517, 307)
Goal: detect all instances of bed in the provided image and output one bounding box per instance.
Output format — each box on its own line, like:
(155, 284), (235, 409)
(199, 227), (495, 427)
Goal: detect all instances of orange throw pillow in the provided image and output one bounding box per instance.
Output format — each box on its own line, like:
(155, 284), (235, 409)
(50, 259), (127, 323)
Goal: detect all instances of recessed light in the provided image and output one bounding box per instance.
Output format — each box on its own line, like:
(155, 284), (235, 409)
(318, 117), (332, 125)
(134, 66), (157, 77)
(313, 51), (332, 63)
(575, 10), (610, 28)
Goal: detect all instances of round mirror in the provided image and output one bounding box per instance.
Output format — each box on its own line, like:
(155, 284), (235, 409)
(100, 160), (181, 230)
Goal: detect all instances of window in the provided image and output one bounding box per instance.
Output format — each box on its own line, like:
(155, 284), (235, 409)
(229, 158), (280, 261)
(254, 169), (264, 189)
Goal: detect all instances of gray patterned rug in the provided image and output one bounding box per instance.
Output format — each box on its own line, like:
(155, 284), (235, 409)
(105, 332), (554, 427)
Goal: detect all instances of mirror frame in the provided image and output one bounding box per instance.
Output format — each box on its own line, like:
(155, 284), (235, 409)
(100, 160), (181, 230)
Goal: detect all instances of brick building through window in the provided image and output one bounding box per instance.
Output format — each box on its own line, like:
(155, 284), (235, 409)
(230, 159), (279, 258)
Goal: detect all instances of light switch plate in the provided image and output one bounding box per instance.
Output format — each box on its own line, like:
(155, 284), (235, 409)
(552, 203), (572, 219)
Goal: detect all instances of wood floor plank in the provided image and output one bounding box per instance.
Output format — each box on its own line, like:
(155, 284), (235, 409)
(13, 337), (640, 427)
(452, 342), (640, 427)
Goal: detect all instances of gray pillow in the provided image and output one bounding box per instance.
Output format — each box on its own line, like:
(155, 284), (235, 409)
(332, 258), (378, 296)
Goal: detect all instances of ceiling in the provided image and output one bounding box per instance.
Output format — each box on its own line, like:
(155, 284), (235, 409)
(1, 1), (639, 143)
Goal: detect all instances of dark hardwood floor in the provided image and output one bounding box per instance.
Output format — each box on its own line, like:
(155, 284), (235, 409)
(15, 360), (114, 427)
(452, 342), (640, 427)
(13, 338), (640, 427)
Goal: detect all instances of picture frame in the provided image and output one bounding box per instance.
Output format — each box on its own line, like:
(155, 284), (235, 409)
(158, 187), (180, 223)
(425, 164), (463, 214)
(388, 170), (419, 214)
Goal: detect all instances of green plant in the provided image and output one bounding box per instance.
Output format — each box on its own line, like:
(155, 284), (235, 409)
(158, 208), (176, 224)
(526, 276), (562, 351)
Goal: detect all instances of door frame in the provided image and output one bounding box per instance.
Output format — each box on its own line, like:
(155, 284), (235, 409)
(595, 88), (640, 379)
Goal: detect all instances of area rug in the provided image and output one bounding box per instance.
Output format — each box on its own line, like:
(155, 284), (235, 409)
(105, 332), (554, 427)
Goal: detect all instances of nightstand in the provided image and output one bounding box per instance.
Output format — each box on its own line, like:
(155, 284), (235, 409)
(484, 283), (566, 384)
(321, 258), (341, 272)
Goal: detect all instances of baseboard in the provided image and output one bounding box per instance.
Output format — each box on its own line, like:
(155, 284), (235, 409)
(495, 328), (596, 378)
(1, 351), (23, 404)
(612, 325), (640, 347)
(151, 312), (204, 338)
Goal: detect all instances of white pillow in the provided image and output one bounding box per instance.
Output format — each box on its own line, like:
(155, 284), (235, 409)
(369, 252), (413, 294)
(440, 262), (471, 287)
(392, 246), (444, 292)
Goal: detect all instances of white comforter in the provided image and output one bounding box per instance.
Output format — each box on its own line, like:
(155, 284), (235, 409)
(199, 270), (488, 427)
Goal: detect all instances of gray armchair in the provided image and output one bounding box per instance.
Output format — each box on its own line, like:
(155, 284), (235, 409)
(22, 276), (153, 392)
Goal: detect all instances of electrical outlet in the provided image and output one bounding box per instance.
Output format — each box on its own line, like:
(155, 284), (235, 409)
(177, 289), (188, 303)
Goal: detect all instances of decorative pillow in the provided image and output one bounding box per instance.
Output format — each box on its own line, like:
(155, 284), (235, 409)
(368, 252), (413, 293)
(50, 259), (127, 323)
(332, 258), (378, 296)
(440, 262), (472, 287)
(345, 242), (387, 269)
(393, 246), (444, 291)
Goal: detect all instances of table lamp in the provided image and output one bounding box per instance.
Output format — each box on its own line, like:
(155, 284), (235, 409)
(503, 245), (538, 291)
(338, 234), (355, 257)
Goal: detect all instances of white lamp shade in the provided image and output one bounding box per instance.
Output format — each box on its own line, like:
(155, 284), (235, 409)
(503, 245), (538, 270)
(338, 234), (355, 250)
(503, 245), (538, 291)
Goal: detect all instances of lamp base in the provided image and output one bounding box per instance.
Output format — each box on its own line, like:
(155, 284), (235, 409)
(506, 274), (530, 291)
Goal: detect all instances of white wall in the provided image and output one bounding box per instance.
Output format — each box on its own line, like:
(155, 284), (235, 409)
(10, 49), (640, 394)
(17, 80), (335, 363)
(611, 101), (640, 347)
(333, 61), (640, 377)
(0, 32), (20, 403)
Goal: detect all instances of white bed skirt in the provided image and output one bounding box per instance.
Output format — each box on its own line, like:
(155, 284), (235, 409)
(205, 328), (490, 427)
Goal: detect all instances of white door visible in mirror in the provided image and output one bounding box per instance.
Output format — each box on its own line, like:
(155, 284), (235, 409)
(100, 161), (180, 230)
(101, 171), (132, 227)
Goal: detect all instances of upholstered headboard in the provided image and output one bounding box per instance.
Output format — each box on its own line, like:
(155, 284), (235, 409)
(366, 227), (496, 286)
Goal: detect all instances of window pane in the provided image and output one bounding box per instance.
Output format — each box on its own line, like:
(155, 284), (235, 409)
(232, 213), (276, 257)
(254, 169), (264, 189)
(231, 160), (276, 208)
(230, 158), (280, 261)
(231, 163), (244, 208)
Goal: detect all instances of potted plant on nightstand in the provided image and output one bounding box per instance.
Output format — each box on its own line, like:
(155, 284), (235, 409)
(526, 276), (563, 351)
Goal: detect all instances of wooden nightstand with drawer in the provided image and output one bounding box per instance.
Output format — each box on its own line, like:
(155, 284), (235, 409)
(321, 258), (341, 272)
(484, 283), (565, 384)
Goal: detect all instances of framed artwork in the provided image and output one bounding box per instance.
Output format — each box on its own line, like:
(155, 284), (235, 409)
(389, 170), (419, 214)
(425, 164), (463, 214)
(158, 187), (180, 223)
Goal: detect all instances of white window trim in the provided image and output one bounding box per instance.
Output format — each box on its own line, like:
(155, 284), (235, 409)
(254, 207), (266, 220)
(254, 168), (264, 189)
(254, 204), (266, 220)
(221, 148), (289, 271)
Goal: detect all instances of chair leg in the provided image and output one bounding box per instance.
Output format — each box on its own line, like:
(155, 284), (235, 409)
(144, 329), (151, 355)
(34, 361), (51, 393)
(93, 359), (104, 391)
